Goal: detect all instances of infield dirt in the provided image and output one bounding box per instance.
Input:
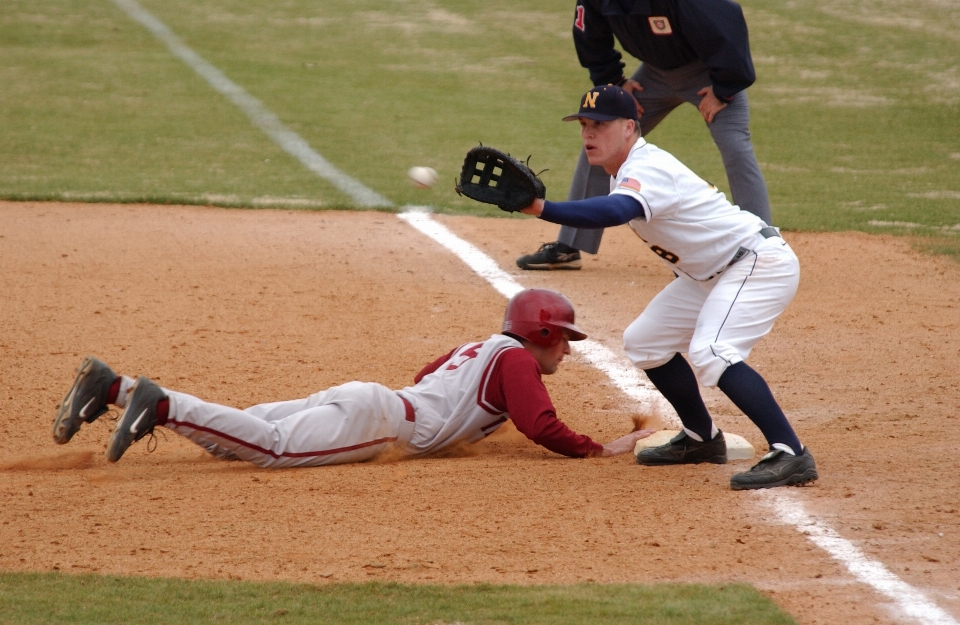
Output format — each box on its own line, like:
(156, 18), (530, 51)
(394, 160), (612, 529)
(1, 202), (958, 624)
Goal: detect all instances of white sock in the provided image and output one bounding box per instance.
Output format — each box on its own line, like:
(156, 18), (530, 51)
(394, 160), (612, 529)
(114, 375), (136, 409)
(772, 442), (797, 456)
(682, 425), (720, 442)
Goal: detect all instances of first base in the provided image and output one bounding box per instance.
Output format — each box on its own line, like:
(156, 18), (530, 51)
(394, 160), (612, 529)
(634, 429), (755, 461)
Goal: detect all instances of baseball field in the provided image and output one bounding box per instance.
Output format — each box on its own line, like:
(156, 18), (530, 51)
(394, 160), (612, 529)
(1, 1), (959, 624)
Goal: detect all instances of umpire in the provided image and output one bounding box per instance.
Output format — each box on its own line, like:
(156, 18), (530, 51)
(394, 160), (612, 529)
(518, 0), (772, 270)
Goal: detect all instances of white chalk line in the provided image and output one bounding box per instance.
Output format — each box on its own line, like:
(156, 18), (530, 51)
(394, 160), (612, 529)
(764, 490), (958, 625)
(109, 0), (392, 208)
(398, 208), (958, 625)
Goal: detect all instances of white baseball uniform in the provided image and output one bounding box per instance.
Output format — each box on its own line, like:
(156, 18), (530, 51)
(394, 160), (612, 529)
(148, 334), (598, 468)
(610, 137), (799, 386)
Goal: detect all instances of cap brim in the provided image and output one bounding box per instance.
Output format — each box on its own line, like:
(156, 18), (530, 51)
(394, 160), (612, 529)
(561, 112), (621, 122)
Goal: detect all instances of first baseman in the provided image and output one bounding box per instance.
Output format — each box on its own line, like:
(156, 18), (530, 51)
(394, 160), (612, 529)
(516, 86), (817, 490)
(52, 289), (652, 466)
(517, 0), (771, 270)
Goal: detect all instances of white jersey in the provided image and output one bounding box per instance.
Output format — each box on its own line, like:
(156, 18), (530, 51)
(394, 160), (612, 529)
(609, 137), (768, 281)
(398, 333), (521, 454)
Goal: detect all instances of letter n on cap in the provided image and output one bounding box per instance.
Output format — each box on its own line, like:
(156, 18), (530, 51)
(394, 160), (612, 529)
(584, 91), (599, 108)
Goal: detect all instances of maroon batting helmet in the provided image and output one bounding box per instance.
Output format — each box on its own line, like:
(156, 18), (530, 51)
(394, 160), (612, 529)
(502, 289), (587, 348)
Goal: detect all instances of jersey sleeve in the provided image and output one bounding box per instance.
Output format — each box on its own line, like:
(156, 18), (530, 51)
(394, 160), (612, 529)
(414, 347), (458, 384)
(488, 349), (603, 458)
(611, 156), (680, 221)
(540, 194), (644, 229)
(573, 0), (627, 86)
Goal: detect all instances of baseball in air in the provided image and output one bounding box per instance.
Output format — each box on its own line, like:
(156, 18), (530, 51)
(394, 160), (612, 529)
(408, 166), (438, 189)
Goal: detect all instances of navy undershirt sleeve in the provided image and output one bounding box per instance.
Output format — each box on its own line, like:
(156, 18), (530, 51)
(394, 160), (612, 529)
(539, 194), (644, 229)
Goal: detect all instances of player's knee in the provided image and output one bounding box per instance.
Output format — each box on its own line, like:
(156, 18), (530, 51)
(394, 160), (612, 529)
(623, 320), (673, 370)
(688, 343), (742, 388)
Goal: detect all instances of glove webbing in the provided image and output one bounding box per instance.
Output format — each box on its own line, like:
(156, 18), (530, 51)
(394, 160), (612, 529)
(469, 154), (506, 188)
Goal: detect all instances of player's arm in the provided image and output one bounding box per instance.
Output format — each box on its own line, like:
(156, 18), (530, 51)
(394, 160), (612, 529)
(522, 194), (645, 227)
(680, 0), (755, 103)
(492, 350), (651, 457)
(573, 0), (625, 87)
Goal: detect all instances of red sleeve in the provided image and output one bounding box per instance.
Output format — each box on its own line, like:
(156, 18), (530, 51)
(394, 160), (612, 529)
(485, 348), (603, 458)
(414, 347), (458, 384)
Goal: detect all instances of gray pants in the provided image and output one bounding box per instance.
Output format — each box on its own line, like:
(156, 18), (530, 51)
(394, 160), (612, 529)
(558, 61), (771, 255)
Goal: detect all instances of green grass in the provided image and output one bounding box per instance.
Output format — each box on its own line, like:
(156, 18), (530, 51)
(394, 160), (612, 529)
(0, 572), (797, 625)
(1, 0), (959, 254)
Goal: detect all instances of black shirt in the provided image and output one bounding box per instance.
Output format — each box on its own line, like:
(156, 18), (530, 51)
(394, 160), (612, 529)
(573, 0), (756, 101)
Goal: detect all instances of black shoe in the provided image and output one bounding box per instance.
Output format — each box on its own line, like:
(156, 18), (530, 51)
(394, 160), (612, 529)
(730, 447), (818, 490)
(636, 430), (727, 465)
(106, 376), (165, 462)
(53, 356), (118, 444)
(516, 242), (582, 270)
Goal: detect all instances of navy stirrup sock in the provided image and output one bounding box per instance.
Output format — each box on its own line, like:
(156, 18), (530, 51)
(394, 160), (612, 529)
(643, 353), (714, 441)
(717, 361), (802, 455)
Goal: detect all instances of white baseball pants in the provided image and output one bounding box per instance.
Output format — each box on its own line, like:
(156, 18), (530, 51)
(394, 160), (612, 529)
(623, 235), (800, 386)
(163, 381), (413, 468)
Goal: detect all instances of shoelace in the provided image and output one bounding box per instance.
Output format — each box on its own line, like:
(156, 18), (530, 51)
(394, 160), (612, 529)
(145, 427), (167, 453)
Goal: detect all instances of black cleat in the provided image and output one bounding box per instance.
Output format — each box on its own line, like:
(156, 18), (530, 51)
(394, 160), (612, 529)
(730, 447), (818, 490)
(636, 430), (727, 465)
(106, 376), (165, 463)
(516, 241), (582, 270)
(53, 356), (118, 445)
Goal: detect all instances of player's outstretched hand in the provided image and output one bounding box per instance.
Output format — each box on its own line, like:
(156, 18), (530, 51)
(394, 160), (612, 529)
(600, 429), (656, 457)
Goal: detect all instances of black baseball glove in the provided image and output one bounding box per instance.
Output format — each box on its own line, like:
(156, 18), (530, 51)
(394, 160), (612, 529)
(455, 145), (546, 213)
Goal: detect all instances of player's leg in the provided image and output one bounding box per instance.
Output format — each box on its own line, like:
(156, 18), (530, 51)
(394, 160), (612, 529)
(166, 381), (409, 468)
(687, 236), (817, 488)
(107, 379), (410, 467)
(623, 279), (727, 465)
(703, 92), (772, 226)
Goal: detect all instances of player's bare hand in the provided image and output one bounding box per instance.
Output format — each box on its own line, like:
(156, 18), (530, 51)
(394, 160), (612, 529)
(520, 197), (545, 217)
(697, 86), (728, 123)
(622, 79), (645, 116)
(600, 429), (657, 457)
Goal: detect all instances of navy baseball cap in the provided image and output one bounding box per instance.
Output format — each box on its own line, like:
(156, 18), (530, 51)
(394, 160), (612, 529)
(562, 85), (639, 122)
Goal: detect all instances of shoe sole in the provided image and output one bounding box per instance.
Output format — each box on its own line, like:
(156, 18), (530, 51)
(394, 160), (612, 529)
(53, 357), (105, 445)
(730, 468), (819, 491)
(637, 454), (727, 466)
(517, 262), (582, 270)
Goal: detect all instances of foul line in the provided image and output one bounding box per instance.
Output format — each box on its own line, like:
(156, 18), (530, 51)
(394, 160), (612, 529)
(109, 0), (392, 208)
(765, 490), (958, 625)
(398, 207), (958, 625)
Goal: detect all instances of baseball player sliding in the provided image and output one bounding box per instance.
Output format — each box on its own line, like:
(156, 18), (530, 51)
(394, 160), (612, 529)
(456, 86), (818, 490)
(52, 289), (653, 466)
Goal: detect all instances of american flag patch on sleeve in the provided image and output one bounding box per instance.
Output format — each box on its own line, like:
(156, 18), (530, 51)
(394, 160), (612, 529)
(618, 177), (641, 192)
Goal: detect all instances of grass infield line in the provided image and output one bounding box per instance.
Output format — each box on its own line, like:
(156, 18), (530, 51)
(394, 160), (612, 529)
(108, 0), (393, 208)
(397, 208), (958, 625)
